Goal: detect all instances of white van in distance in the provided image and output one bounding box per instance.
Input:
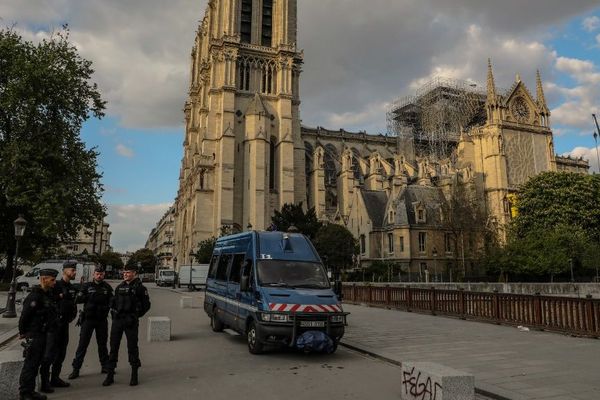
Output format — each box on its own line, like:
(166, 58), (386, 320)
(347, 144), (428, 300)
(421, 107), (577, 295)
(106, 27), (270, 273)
(178, 264), (209, 290)
(16, 260), (93, 290)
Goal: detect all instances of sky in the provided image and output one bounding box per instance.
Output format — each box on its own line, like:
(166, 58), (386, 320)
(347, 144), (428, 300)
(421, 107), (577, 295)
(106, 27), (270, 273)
(2, 0), (600, 252)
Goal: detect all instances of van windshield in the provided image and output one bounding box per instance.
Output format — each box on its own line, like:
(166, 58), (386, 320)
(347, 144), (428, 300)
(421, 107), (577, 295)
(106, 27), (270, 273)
(257, 261), (329, 289)
(161, 271), (174, 276)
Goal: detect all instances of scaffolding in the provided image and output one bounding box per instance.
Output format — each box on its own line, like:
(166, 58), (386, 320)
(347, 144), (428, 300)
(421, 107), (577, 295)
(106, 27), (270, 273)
(387, 77), (487, 160)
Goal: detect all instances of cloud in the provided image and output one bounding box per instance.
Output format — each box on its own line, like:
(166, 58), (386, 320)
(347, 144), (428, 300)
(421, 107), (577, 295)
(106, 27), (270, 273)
(562, 146), (600, 173)
(115, 143), (134, 158)
(3, 0), (599, 134)
(550, 56), (600, 130)
(583, 16), (600, 32)
(106, 203), (171, 252)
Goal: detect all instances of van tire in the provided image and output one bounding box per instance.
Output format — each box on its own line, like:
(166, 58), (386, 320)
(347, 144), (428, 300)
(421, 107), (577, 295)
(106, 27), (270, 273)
(247, 321), (264, 354)
(17, 283), (28, 291)
(211, 308), (224, 332)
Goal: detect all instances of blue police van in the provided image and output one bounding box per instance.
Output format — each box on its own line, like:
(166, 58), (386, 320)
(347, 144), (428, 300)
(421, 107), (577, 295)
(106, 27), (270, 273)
(203, 230), (348, 354)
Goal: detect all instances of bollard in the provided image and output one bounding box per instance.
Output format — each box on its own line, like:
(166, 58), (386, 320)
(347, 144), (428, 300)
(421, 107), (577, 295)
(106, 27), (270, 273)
(0, 351), (24, 400)
(401, 361), (474, 400)
(180, 296), (193, 309)
(147, 317), (172, 342)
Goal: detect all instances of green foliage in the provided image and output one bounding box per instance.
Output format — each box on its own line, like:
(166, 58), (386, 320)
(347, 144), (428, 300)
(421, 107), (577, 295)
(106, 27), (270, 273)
(193, 237), (216, 264)
(312, 223), (358, 271)
(514, 172), (600, 241)
(126, 249), (156, 274)
(484, 224), (599, 281)
(271, 203), (322, 239)
(99, 251), (124, 270)
(0, 27), (106, 280)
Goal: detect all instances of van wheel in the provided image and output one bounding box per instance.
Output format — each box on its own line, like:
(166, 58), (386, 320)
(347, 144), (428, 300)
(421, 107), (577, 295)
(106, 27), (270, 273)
(210, 308), (224, 332)
(247, 321), (264, 354)
(17, 283), (28, 291)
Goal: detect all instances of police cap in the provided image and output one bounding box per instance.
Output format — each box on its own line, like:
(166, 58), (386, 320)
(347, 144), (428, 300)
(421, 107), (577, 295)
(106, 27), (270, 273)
(63, 260), (78, 269)
(94, 264), (106, 273)
(40, 268), (58, 278)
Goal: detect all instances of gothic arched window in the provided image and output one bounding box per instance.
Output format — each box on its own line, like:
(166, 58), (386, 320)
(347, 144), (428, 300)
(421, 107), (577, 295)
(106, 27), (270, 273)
(240, 0), (252, 44)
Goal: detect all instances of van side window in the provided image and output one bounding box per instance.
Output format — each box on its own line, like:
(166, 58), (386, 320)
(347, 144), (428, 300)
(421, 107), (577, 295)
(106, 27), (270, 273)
(229, 254), (245, 284)
(216, 254), (232, 281)
(208, 255), (219, 279)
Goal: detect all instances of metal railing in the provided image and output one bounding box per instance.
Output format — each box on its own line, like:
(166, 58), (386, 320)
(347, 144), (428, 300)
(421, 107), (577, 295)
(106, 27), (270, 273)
(342, 285), (600, 337)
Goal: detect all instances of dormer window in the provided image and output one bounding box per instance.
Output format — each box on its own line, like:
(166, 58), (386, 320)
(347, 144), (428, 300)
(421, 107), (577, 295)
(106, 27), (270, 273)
(415, 203), (426, 223)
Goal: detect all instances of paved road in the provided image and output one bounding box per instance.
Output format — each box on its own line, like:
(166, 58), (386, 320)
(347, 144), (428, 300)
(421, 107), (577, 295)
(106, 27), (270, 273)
(3, 285), (409, 400)
(342, 303), (600, 400)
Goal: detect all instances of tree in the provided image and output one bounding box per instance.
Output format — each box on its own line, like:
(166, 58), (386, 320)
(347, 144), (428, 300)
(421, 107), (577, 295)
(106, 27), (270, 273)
(0, 28), (106, 281)
(441, 178), (491, 279)
(193, 237), (216, 264)
(98, 251), (124, 271)
(126, 249), (157, 274)
(514, 172), (600, 241)
(271, 203), (322, 239)
(312, 223), (358, 272)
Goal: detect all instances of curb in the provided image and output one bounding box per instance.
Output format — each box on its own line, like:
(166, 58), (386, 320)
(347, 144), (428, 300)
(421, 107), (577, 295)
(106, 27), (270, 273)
(0, 327), (19, 349)
(339, 341), (513, 400)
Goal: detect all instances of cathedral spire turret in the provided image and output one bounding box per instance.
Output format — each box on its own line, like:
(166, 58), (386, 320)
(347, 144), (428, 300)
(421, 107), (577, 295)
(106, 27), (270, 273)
(486, 58), (497, 105)
(536, 69), (548, 110)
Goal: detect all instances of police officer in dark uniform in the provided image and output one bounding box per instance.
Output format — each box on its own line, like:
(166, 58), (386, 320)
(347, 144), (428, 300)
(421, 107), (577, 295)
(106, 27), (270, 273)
(103, 263), (151, 387)
(68, 264), (113, 379)
(18, 268), (58, 400)
(40, 260), (78, 392)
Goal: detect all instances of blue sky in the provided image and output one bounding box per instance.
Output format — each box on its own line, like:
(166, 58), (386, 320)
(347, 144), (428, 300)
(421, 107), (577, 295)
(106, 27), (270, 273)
(3, 0), (600, 251)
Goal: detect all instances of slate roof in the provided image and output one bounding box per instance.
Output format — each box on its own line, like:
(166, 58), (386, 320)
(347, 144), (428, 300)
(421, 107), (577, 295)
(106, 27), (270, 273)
(394, 185), (446, 226)
(360, 190), (389, 229)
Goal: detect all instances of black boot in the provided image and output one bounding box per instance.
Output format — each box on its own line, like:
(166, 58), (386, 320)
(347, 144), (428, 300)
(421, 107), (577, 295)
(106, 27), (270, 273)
(50, 377), (70, 388)
(129, 367), (139, 386)
(102, 370), (115, 386)
(68, 368), (80, 379)
(40, 369), (54, 393)
(20, 392), (48, 400)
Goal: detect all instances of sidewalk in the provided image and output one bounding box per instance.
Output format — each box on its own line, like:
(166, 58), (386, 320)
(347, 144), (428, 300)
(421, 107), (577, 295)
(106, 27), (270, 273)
(340, 303), (600, 400)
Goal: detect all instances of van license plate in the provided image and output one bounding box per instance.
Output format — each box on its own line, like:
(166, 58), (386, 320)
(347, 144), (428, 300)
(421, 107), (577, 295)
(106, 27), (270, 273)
(300, 321), (325, 328)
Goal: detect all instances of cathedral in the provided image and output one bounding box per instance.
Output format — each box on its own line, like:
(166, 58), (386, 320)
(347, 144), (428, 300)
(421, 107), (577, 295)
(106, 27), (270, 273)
(171, 0), (588, 278)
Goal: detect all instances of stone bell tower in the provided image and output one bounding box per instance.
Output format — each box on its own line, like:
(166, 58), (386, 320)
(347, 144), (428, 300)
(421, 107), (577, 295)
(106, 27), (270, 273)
(174, 0), (304, 264)
(459, 60), (556, 238)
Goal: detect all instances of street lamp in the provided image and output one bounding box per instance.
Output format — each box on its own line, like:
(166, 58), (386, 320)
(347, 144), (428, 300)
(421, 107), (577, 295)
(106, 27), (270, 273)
(432, 247), (438, 283)
(3, 215), (27, 318)
(189, 250), (195, 292)
(592, 114), (600, 175)
(247, 223), (253, 231)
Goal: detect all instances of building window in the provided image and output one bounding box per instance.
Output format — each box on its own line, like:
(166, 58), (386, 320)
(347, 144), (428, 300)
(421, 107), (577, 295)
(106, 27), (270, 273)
(237, 60), (251, 91)
(445, 233), (453, 253)
(417, 208), (425, 223)
(418, 232), (426, 253)
(261, 63), (275, 94)
(261, 0), (273, 47)
(387, 233), (394, 254)
(399, 236), (404, 252)
(360, 234), (366, 254)
(240, 0), (253, 44)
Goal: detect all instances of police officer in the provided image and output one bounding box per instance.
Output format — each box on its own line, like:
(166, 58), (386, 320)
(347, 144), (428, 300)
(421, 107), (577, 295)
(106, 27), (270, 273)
(103, 264), (151, 387)
(40, 260), (78, 392)
(18, 268), (58, 400)
(68, 265), (113, 379)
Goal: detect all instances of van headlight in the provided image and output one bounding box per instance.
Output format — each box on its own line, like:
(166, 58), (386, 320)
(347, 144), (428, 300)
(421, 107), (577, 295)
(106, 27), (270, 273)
(330, 315), (344, 323)
(261, 313), (289, 323)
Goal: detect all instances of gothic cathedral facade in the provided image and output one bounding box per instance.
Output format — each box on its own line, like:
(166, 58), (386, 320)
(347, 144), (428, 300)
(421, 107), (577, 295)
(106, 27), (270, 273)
(173, 0), (587, 271)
